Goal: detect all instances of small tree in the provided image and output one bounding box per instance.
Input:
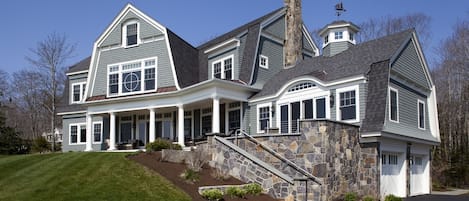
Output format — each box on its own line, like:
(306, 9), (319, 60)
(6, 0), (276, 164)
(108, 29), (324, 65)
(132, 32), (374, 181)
(32, 136), (51, 153)
(26, 33), (74, 151)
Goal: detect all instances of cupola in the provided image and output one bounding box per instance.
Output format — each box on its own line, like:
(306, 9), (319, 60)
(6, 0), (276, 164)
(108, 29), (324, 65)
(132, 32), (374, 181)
(318, 20), (360, 57)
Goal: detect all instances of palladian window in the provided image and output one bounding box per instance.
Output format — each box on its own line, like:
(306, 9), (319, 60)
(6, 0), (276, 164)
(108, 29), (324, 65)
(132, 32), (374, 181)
(108, 57), (157, 96)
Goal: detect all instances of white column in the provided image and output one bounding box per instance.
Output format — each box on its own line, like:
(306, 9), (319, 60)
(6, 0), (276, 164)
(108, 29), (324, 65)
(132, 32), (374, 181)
(85, 113), (93, 151)
(178, 105), (185, 147)
(212, 97), (220, 133)
(149, 108), (155, 142)
(108, 112), (116, 150)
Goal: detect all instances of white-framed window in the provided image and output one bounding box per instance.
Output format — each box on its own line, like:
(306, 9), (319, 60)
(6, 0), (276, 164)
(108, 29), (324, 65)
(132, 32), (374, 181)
(389, 87), (399, 122)
(349, 32), (354, 41)
(388, 154), (398, 165)
(228, 102), (241, 132)
(93, 122), (103, 143)
(288, 82), (316, 92)
(212, 55), (233, 80)
(71, 82), (86, 104)
(69, 123), (86, 145)
(122, 20), (140, 47)
(418, 99), (425, 129)
(107, 57), (157, 97)
(257, 103), (271, 133)
(201, 108), (212, 135)
(414, 156), (423, 166)
(324, 35), (329, 44)
(334, 31), (343, 40)
(336, 85), (359, 122)
(259, 55), (269, 69)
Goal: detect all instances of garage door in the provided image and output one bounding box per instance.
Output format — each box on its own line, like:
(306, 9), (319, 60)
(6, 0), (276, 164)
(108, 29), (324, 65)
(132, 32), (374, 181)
(381, 152), (406, 197)
(410, 155), (429, 196)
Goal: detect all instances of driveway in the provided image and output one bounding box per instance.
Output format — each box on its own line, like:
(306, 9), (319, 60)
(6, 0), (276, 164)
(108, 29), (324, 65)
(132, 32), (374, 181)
(405, 194), (469, 201)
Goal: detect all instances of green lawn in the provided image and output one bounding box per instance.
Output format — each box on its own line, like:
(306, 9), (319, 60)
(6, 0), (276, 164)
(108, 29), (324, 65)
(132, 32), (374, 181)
(0, 152), (191, 201)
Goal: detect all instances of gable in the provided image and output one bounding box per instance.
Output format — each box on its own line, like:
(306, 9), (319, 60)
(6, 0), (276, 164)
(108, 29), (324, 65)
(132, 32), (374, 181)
(262, 15), (285, 40)
(391, 39), (431, 90)
(100, 10), (165, 48)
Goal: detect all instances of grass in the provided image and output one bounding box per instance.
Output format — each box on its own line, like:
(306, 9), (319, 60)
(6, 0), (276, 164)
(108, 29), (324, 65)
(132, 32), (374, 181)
(0, 152), (191, 201)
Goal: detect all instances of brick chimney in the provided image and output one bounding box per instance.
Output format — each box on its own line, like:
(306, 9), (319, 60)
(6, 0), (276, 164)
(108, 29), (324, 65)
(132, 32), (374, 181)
(284, 0), (303, 68)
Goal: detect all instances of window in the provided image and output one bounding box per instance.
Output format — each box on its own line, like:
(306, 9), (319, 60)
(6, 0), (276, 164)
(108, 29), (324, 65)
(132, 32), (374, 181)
(71, 82), (86, 103)
(212, 55), (233, 80)
(259, 55), (269, 69)
(288, 82), (316, 92)
(324, 35), (329, 44)
(107, 57), (157, 96)
(418, 100), (425, 129)
(93, 122), (102, 143)
(125, 23), (138, 47)
(228, 110), (240, 132)
(414, 156), (423, 166)
(382, 154), (387, 165)
(388, 154), (398, 165)
(316, 98), (326, 119)
(339, 90), (356, 120)
(258, 106), (270, 132)
(349, 32), (354, 41)
(303, 99), (313, 119)
(201, 115), (212, 134)
(389, 87), (399, 122)
(70, 124), (86, 144)
(335, 31), (343, 40)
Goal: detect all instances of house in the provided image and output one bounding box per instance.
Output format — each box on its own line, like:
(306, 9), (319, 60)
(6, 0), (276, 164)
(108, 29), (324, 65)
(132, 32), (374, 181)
(41, 128), (63, 143)
(57, 1), (439, 199)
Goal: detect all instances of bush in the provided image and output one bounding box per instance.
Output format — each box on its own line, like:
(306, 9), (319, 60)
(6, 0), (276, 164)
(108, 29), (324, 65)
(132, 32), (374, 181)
(363, 195), (374, 201)
(187, 148), (208, 172)
(145, 138), (181, 152)
(0, 127), (30, 154)
(180, 168), (200, 183)
(201, 189), (223, 201)
(226, 186), (247, 198)
(344, 192), (357, 201)
(32, 136), (50, 153)
(384, 194), (402, 201)
(243, 183), (263, 195)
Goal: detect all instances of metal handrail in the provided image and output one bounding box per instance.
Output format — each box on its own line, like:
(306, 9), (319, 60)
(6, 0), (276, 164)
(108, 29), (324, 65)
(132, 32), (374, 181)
(234, 129), (322, 185)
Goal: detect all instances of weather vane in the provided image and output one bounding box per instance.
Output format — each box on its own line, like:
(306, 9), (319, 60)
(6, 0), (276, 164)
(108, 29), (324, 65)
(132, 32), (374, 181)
(335, 1), (346, 17)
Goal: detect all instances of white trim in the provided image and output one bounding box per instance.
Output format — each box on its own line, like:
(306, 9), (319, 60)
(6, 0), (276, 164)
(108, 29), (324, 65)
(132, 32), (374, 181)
(428, 86), (440, 141)
(302, 25), (320, 56)
(122, 19), (141, 48)
(57, 110), (87, 116)
(106, 56), (158, 97)
(92, 121), (103, 144)
(69, 123), (86, 145)
(211, 55), (234, 80)
(66, 70), (88, 76)
(417, 99), (426, 130)
(256, 102), (272, 133)
(250, 75), (366, 103)
(204, 38), (240, 54)
(389, 86), (399, 123)
(259, 55), (269, 69)
(336, 85), (360, 123)
(71, 82), (86, 104)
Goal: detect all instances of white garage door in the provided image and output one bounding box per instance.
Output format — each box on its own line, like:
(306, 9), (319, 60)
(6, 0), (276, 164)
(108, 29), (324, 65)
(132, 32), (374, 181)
(381, 152), (406, 197)
(410, 155), (429, 196)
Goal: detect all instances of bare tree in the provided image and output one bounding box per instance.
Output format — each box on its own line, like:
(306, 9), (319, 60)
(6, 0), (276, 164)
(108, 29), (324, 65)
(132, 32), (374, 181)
(26, 33), (74, 151)
(0, 70), (8, 104)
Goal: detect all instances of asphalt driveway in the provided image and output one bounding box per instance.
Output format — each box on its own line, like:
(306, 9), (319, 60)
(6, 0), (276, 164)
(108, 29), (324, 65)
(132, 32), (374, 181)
(405, 194), (469, 201)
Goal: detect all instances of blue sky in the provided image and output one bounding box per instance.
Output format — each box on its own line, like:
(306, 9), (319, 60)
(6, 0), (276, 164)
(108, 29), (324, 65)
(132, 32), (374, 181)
(1, 0), (468, 74)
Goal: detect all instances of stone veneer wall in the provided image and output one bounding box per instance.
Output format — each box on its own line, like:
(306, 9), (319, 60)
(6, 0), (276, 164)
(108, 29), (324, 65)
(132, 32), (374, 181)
(207, 120), (380, 201)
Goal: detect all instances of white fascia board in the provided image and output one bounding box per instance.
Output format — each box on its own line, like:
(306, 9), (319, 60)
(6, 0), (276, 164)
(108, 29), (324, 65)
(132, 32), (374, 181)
(302, 25), (320, 56)
(163, 27), (181, 90)
(66, 70), (89, 76)
(57, 110), (87, 116)
(411, 32), (434, 87)
(260, 8), (286, 28)
(249, 75), (366, 103)
(428, 86), (441, 142)
(204, 38), (240, 54)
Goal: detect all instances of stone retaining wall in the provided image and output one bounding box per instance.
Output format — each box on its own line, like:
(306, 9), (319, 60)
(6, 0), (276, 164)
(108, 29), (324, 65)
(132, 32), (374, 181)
(207, 120), (380, 201)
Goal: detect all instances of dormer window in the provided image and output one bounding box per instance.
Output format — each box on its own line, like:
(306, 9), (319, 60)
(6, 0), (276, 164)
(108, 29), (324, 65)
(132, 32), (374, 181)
(71, 82), (86, 104)
(212, 55), (233, 80)
(259, 55), (269, 69)
(123, 20), (139, 47)
(334, 31), (343, 40)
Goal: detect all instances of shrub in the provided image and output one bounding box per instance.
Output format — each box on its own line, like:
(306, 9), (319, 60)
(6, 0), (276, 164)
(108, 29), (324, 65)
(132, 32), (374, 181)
(201, 189), (223, 201)
(344, 192), (357, 201)
(180, 168), (200, 183)
(362, 195), (374, 201)
(384, 194), (402, 201)
(145, 138), (181, 152)
(186, 148), (208, 172)
(243, 183), (263, 195)
(32, 136), (50, 153)
(226, 186), (247, 198)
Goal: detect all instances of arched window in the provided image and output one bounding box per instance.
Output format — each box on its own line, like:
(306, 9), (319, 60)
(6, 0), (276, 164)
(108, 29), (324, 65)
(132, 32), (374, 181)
(287, 82), (316, 92)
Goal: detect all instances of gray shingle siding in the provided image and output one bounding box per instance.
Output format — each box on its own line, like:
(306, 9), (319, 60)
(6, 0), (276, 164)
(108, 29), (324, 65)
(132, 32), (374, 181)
(62, 115), (106, 152)
(92, 40), (175, 96)
(383, 80), (432, 140)
(323, 41), (353, 57)
(252, 37), (284, 88)
(391, 41), (430, 90)
(207, 48), (239, 80)
(263, 16), (285, 40)
(100, 11), (164, 47)
(359, 82), (367, 123)
(302, 34), (314, 52)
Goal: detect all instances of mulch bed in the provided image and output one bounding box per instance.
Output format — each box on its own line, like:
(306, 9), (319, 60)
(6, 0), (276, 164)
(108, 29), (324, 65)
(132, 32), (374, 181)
(128, 152), (279, 201)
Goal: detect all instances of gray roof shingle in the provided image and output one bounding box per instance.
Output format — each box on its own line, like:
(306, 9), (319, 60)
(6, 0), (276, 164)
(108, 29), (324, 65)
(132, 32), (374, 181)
(251, 29), (414, 99)
(167, 29), (199, 88)
(67, 56), (91, 73)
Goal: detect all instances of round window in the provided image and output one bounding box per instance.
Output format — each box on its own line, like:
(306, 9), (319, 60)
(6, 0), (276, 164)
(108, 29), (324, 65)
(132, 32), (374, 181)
(124, 72), (140, 91)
